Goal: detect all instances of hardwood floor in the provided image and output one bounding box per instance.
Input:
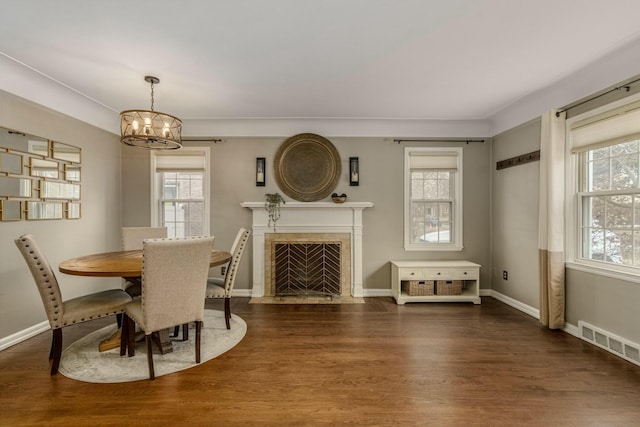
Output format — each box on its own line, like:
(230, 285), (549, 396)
(1, 297), (640, 426)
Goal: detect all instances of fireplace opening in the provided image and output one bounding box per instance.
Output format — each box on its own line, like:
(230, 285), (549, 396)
(274, 242), (341, 296)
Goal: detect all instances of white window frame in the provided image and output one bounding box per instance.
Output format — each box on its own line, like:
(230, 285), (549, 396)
(404, 146), (463, 251)
(150, 146), (210, 237)
(565, 93), (640, 283)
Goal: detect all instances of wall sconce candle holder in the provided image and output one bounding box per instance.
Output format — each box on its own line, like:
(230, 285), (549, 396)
(256, 157), (266, 186)
(350, 157), (359, 186)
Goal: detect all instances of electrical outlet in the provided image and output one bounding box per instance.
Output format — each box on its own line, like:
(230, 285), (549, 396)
(503, 270), (508, 280)
(221, 266), (226, 275)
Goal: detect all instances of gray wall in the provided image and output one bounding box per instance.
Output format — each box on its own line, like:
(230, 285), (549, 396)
(0, 90), (122, 340)
(122, 137), (492, 292)
(491, 119), (542, 308)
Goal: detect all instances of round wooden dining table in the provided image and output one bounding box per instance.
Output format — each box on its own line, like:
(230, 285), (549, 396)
(59, 249), (232, 278)
(59, 249), (232, 353)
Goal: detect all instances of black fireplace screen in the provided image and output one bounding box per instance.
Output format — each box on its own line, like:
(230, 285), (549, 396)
(274, 243), (341, 296)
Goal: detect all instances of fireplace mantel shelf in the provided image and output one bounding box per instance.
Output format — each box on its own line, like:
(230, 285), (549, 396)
(241, 201), (374, 209)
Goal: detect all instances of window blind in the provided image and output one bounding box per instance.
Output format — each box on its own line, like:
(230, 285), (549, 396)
(409, 153), (458, 170)
(154, 152), (206, 171)
(570, 101), (640, 153)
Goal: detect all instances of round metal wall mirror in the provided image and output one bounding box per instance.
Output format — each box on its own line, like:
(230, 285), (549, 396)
(273, 133), (341, 202)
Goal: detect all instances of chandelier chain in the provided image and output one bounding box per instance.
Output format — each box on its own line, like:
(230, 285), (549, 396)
(150, 80), (155, 111)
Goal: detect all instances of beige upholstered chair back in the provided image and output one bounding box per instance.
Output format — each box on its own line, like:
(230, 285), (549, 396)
(141, 236), (214, 333)
(121, 227), (167, 250)
(14, 234), (64, 329)
(222, 228), (251, 295)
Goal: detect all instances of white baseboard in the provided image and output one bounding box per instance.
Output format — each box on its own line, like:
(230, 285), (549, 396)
(489, 290), (540, 320)
(563, 322), (580, 337)
(487, 291), (582, 339)
(363, 288), (392, 297)
(232, 289), (253, 297)
(0, 321), (49, 351)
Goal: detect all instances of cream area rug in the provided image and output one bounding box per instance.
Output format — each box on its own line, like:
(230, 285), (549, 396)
(58, 309), (246, 383)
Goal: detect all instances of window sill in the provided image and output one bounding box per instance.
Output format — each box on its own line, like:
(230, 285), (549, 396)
(404, 244), (464, 252)
(566, 261), (640, 284)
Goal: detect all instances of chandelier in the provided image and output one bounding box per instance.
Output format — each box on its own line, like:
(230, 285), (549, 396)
(120, 76), (182, 150)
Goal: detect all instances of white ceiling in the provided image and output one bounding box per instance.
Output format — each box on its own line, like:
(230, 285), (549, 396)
(2, 0), (640, 136)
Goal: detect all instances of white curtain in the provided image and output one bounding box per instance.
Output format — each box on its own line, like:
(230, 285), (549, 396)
(538, 110), (566, 329)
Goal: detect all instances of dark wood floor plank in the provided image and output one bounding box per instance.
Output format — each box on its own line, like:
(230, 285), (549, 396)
(1, 297), (639, 426)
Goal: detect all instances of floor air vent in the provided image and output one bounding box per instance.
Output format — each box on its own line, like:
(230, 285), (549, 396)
(625, 345), (640, 363)
(595, 331), (608, 347)
(581, 326), (594, 341)
(578, 321), (640, 367)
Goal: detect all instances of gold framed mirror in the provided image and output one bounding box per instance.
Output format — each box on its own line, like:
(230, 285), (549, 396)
(0, 151), (23, 174)
(0, 200), (22, 221)
(0, 176), (32, 198)
(51, 141), (81, 163)
(41, 181), (80, 200)
(65, 164), (81, 182)
(30, 158), (59, 178)
(66, 202), (81, 219)
(26, 201), (64, 220)
(0, 127), (49, 155)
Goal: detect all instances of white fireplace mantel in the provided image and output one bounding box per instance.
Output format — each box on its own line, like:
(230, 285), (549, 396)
(241, 201), (374, 297)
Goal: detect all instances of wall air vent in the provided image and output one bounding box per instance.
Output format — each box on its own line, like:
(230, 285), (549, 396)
(595, 331), (608, 347)
(581, 326), (594, 341)
(624, 344), (640, 363)
(578, 321), (640, 367)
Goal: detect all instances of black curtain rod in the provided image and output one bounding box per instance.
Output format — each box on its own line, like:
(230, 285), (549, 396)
(181, 138), (223, 143)
(393, 139), (485, 144)
(555, 77), (640, 117)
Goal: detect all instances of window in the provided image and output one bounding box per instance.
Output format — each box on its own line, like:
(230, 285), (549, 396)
(151, 147), (210, 238)
(404, 147), (463, 251)
(570, 98), (640, 276)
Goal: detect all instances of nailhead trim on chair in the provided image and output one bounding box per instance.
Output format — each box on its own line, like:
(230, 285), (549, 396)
(16, 234), (133, 375)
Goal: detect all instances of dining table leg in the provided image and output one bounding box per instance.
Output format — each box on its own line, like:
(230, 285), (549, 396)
(153, 330), (174, 354)
(99, 328), (122, 352)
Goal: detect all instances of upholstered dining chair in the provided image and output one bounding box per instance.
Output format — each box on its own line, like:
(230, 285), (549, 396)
(120, 236), (214, 380)
(121, 227), (167, 297)
(206, 227), (250, 329)
(14, 234), (132, 375)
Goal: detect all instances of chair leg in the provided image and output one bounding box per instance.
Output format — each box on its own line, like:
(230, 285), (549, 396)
(116, 313), (123, 329)
(195, 321), (202, 364)
(146, 335), (155, 380)
(120, 314), (129, 356)
(50, 328), (62, 375)
(224, 298), (231, 330)
(172, 325), (180, 337)
(48, 334), (55, 361)
(127, 317), (136, 357)
(182, 323), (189, 341)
